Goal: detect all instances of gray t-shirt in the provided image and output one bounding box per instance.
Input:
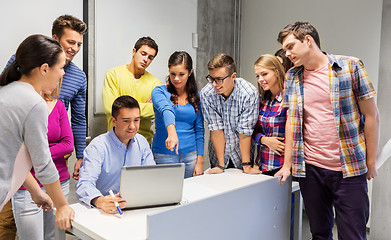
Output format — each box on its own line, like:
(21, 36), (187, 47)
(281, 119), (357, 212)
(0, 81), (59, 204)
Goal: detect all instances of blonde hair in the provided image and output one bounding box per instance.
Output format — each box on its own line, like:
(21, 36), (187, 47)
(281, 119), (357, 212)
(254, 54), (285, 100)
(43, 77), (62, 101)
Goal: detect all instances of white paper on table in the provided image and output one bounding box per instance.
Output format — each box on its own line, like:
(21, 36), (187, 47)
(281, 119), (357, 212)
(181, 182), (219, 203)
(376, 138), (391, 170)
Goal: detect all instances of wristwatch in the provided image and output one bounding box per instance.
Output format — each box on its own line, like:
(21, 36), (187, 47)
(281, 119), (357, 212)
(242, 162), (252, 166)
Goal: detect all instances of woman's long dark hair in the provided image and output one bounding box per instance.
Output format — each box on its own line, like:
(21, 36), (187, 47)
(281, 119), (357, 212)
(0, 34), (63, 86)
(166, 51), (200, 113)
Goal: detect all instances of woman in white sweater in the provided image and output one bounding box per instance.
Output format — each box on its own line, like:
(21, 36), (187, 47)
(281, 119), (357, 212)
(0, 34), (74, 230)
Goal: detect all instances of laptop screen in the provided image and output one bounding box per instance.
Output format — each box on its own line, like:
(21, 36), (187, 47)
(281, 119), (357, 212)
(120, 163), (185, 209)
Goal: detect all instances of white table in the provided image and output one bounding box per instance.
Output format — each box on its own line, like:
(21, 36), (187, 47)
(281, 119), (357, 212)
(56, 169), (293, 240)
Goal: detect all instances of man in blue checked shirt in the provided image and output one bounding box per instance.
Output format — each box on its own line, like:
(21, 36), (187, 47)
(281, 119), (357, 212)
(200, 54), (261, 174)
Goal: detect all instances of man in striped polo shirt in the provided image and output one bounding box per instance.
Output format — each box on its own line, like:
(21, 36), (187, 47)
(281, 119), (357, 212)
(51, 15), (88, 180)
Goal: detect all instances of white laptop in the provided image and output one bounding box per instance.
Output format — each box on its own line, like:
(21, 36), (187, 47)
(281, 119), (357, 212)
(120, 163), (185, 209)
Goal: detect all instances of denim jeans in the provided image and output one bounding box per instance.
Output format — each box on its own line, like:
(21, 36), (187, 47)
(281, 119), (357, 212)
(154, 151), (197, 178)
(12, 179), (70, 240)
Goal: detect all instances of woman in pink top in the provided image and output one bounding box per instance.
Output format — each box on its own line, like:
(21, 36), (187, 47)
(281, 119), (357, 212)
(12, 81), (74, 240)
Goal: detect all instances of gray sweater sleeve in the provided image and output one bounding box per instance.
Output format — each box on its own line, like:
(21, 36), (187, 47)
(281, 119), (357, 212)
(24, 102), (59, 185)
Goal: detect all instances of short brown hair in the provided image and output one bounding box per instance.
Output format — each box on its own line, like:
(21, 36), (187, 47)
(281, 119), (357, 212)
(207, 53), (236, 75)
(112, 95), (140, 118)
(52, 15), (87, 39)
(134, 36), (158, 56)
(277, 21), (321, 50)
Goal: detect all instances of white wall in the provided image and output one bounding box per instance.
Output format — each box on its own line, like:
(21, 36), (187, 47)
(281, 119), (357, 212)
(0, 0), (83, 71)
(94, 0), (197, 114)
(240, 0), (383, 90)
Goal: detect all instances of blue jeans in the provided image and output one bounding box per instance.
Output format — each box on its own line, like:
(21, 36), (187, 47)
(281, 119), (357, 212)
(154, 151), (197, 178)
(12, 179), (70, 240)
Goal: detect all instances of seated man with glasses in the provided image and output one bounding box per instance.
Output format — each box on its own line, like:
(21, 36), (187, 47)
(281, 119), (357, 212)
(200, 53), (261, 174)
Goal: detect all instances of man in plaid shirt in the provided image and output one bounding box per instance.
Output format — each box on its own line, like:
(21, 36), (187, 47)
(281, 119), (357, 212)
(200, 54), (260, 174)
(275, 22), (380, 239)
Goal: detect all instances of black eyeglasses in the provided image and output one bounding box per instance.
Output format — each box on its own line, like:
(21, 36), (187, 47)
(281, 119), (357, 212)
(206, 74), (231, 84)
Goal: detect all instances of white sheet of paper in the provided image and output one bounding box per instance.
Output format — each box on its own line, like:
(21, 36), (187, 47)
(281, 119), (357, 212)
(376, 138), (391, 170)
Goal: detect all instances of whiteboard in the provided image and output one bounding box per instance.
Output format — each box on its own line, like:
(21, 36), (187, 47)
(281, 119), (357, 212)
(0, 0), (83, 72)
(95, 0), (198, 114)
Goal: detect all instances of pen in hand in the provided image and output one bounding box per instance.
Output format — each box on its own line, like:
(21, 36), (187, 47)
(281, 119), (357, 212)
(109, 190), (123, 215)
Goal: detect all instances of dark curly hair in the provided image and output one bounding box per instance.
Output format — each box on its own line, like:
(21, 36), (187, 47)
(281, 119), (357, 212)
(166, 51), (200, 113)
